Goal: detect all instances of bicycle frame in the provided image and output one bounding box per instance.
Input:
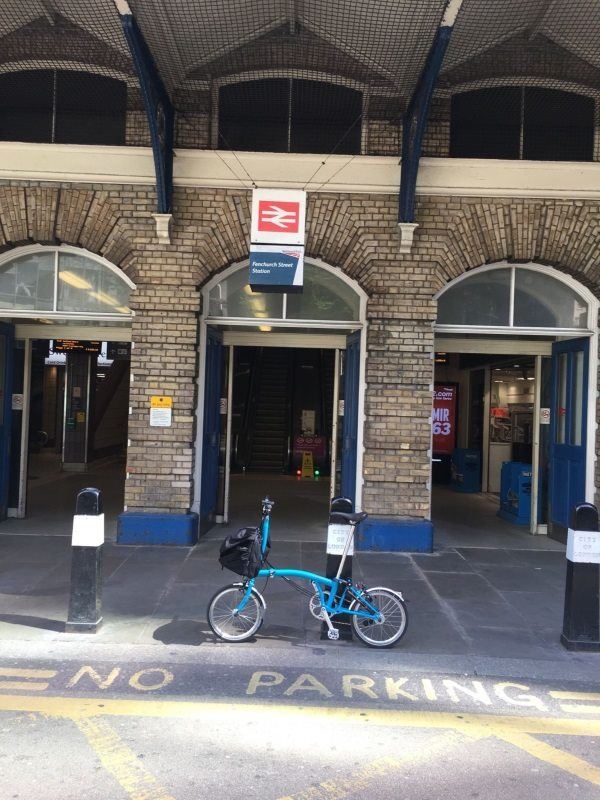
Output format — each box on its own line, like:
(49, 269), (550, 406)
(234, 501), (381, 622)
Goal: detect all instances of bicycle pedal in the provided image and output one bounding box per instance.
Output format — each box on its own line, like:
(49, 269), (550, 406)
(327, 628), (340, 640)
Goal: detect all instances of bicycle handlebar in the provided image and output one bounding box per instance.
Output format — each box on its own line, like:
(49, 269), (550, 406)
(262, 496), (275, 514)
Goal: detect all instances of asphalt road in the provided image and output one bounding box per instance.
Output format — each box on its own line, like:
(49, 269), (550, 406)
(0, 640), (599, 799)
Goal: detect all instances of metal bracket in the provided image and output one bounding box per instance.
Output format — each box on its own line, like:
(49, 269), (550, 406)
(116, 1), (175, 234)
(398, 0), (464, 251)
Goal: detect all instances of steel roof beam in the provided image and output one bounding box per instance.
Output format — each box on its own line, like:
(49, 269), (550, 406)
(114, 0), (174, 242)
(398, 0), (463, 253)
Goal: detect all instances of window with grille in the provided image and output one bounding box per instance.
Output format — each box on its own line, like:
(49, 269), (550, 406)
(450, 87), (595, 161)
(0, 70), (127, 145)
(218, 78), (362, 155)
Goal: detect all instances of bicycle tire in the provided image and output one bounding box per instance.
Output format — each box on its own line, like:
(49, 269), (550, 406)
(349, 587), (408, 648)
(207, 584), (264, 642)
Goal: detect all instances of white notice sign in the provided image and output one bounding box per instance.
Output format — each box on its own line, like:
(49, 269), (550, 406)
(540, 408), (551, 425)
(326, 523), (354, 556)
(567, 528), (600, 564)
(150, 407), (172, 427)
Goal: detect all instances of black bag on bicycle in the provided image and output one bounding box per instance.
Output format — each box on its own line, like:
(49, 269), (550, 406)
(219, 526), (265, 578)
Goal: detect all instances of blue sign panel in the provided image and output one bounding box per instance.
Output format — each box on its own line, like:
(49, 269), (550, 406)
(249, 245), (304, 293)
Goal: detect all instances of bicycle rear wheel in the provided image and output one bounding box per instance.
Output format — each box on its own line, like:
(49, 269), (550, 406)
(207, 584), (264, 642)
(349, 587), (408, 647)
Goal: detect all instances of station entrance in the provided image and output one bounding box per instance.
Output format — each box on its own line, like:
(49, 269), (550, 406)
(196, 259), (367, 539)
(0, 245), (134, 536)
(21, 338), (130, 535)
(433, 262), (598, 546)
(227, 345), (335, 539)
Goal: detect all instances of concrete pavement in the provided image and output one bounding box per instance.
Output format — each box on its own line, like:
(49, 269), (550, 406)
(0, 527), (591, 667)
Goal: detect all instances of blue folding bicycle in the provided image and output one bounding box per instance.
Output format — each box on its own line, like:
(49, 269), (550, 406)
(207, 497), (408, 648)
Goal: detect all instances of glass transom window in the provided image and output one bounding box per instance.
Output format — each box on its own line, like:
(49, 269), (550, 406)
(208, 262), (360, 323)
(437, 265), (589, 331)
(0, 249), (133, 317)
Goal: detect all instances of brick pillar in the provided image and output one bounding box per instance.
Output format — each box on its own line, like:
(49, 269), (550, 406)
(358, 287), (436, 552)
(118, 243), (200, 545)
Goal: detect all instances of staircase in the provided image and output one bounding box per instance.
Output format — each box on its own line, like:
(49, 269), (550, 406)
(247, 349), (290, 472)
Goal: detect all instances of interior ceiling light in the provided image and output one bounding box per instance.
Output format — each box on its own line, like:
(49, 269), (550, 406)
(88, 290), (118, 306)
(59, 270), (92, 290)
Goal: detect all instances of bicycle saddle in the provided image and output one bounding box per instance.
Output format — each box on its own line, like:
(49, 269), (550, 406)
(329, 511), (368, 525)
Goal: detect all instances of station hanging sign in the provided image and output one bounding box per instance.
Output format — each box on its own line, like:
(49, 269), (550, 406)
(249, 244), (304, 293)
(432, 383), (458, 455)
(250, 188), (306, 292)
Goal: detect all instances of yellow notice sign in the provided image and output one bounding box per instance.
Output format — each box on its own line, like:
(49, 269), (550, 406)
(301, 451), (314, 478)
(150, 396), (173, 408)
(150, 396), (173, 427)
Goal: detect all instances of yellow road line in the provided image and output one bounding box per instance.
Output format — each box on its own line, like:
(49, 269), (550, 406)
(0, 668), (57, 692)
(496, 730), (600, 787)
(556, 705), (600, 715)
(548, 691), (600, 715)
(75, 716), (176, 800)
(0, 682), (50, 692)
(1, 693), (600, 737)
(0, 668), (57, 678)
(549, 692), (600, 701)
(277, 731), (464, 800)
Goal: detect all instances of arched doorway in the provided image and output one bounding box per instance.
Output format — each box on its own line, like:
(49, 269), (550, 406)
(194, 258), (367, 538)
(433, 261), (598, 543)
(0, 244), (134, 532)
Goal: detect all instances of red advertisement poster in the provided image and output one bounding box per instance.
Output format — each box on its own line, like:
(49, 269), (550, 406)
(433, 383), (458, 455)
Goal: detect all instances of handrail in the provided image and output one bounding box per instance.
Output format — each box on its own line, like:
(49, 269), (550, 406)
(318, 348), (328, 468)
(238, 347), (263, 469)
(284, 350), (295, 472)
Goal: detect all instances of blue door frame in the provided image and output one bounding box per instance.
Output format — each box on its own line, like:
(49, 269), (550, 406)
(200, 327), (223, 528)
(340, 331), (360, 506)
(0, 323), (14, 521)
(549, 337), (589, 541)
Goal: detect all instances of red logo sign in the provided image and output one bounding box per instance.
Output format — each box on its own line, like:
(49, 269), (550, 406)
(258, 201), (300, 233)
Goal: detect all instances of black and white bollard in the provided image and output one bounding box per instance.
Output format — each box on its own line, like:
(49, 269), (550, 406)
(66, 488), (104, 634)
(322, 496), (354, 641)
(326, 496), (354, 580)
(561, 502), (600, 651)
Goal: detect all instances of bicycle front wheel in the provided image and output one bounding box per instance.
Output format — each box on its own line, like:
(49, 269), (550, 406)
(350, 588), (408, 648)
(207, 584), (264, 642)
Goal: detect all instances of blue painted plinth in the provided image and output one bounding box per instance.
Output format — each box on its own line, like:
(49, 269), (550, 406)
(356, 517), (433, 553)
(117, 513), (199, 545)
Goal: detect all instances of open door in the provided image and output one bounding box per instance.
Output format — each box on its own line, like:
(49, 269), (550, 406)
(549, 337), (589, 542)
(0, 323), (14, 521)
(200, 327), (223, 528)
(340, 331), (360, 506)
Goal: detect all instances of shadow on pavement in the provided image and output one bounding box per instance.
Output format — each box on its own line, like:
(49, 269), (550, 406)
(153, 618), (211, 646)
(0, 614), (65, 633)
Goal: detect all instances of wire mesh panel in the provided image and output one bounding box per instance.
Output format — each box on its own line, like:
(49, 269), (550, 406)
(440, 0), (600, 161)
(0, 1), (599, 162)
